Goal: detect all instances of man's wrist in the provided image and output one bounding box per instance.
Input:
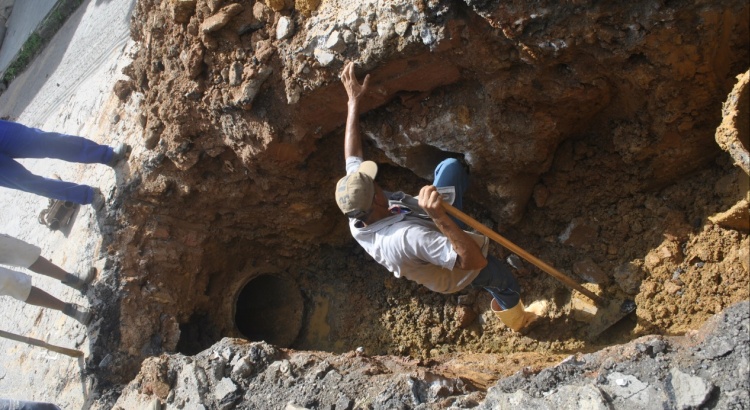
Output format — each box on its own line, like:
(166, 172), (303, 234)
(430, 210), (455, 227)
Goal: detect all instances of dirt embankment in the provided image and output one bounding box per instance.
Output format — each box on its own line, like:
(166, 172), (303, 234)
(82, 0), (749, 405)
(113, 301), (750, 409)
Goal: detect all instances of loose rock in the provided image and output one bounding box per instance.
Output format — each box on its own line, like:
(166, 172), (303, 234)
(276, 16), (294, 40)
(201, 4), (244, 34)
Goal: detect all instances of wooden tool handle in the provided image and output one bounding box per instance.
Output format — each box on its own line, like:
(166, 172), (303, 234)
(0, 329), (83, 358)
(442, 203), (604, 305)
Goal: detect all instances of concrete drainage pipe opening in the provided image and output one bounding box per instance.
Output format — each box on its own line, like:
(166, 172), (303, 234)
(234, 274), (304, 348)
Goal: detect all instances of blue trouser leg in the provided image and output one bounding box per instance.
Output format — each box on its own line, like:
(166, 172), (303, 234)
(0, 120), (113, 163)
(0, 153), (94, 204)
(0, 120), (110, 204)
(434, 158), (522, 308)
(0, 398), (62, 410)
(470, 255), (521, 309)
(433, 158), (469, 229)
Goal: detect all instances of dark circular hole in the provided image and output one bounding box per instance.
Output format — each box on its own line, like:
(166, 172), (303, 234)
(234, 274), (303, 348)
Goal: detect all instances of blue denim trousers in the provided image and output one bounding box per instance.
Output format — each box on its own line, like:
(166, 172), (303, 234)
(433, 157), (521, 309)
(433, 157), (469, 229)
(0, 120), (114, 204)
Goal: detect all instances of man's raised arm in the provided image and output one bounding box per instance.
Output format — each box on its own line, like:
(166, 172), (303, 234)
(340, 62), (371, 159)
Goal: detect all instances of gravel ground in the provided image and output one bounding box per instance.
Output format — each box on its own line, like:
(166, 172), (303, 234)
(0, 0), (137, 407)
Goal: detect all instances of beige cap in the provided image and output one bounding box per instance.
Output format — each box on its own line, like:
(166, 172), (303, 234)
(335, 161), (378, 219)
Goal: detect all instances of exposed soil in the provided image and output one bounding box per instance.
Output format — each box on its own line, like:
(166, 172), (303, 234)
(112, 301), (750, 409)
(82, 0), (750, 400)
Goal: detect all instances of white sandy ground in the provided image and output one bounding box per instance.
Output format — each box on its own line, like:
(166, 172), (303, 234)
(0, 0), (139, 407)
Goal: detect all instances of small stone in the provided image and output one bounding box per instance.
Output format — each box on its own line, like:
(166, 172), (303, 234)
(636, 341), (659, 359)
(276, 16), (294, 40)
(201, 4), (244, 33)
(213, 377), (238, 403)
(234, 66), (273, 110)
(286, 84), (301, 104)
(455, 305), (477, 328)
(75, 332), (87, 347)
(341, 29), (355, 44)
(613, 262), (644, 295)
(506, 254), (526, 272)
(232, 356), (253, 379)
(205, 0), (221, 13)
(172, 0), (197, 24)
(573, 258), (610, 284)
(603, 372), (650, 403)
(144, 128), (161, 150)
(279, 359), (292, 374)
(649, 339), (667, 355)
(313, 49), (335, 66)
(229, 61), (243, 86)
(113, 80), (134, 101)
(420, 27), (435, 45)
(344, 12), (361, 30)
(99, 354), (113, 369)
(699, 338), (734, 359)
(664, 281), (681, 294)
(324, 30), (346, 52)
(253, 2), (271, 22)
(335, 395), (353, 410)
(570, 289), (600, 323)
(254, 40), (275, 63)
(559, 218), (599, 247)
(670, 368), (713, 409)
(394, 20), (410, 37)
(358, 23), (373, 37)
(181, 43), (205, 79)
(376, 21), (394, 39)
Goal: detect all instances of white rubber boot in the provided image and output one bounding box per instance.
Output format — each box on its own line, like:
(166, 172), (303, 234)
(491, 299), (548, 332)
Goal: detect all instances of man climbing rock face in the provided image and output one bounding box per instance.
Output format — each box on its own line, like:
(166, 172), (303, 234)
(334, 62), (546, 332)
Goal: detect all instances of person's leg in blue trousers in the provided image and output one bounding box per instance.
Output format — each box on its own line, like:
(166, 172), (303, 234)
(0, 154), (95, 204)
(433, 158), (470, 229)
(432, 158), (522, 309)
(470, 255), (521, 309)
(0, 120), (115, 204)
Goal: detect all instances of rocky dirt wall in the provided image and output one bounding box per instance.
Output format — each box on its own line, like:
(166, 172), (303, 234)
(87, 0), (750, 395)
(111, 301), (750, 409)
